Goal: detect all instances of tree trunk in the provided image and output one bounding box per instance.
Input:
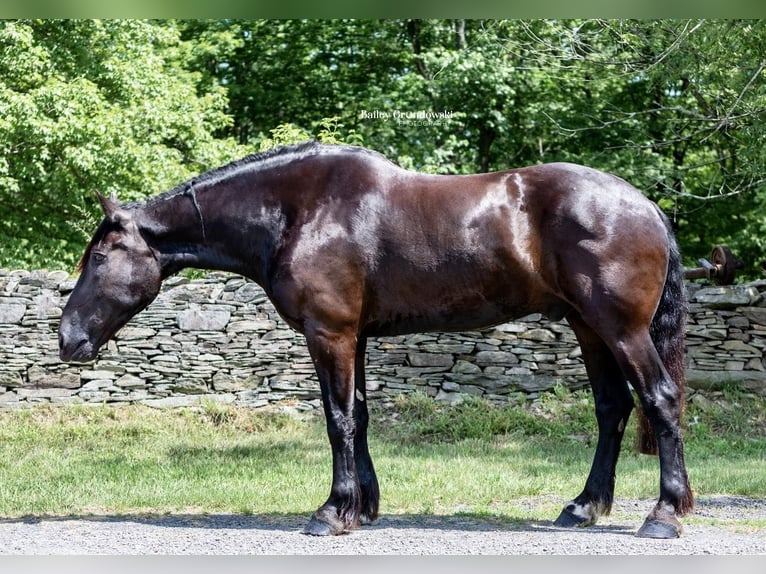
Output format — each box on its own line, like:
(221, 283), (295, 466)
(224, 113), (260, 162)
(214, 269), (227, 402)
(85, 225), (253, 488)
(478, 126), (496, 173)
(454, 20), (466, 50)
(406, 19), (429, 79)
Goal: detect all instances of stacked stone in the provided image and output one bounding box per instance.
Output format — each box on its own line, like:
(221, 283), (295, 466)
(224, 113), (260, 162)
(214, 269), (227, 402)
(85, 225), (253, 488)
(0, 270), (323, 409)
(0, 270), (76, 405)
(1, 268), (765, 409)
(365, 317), (588, 406)
(685, 280), (766, 395)
(93, 273), (322, 410)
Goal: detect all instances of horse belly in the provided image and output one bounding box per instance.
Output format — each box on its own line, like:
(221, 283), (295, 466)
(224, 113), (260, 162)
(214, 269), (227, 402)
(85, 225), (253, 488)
(362, 261), (547, 337)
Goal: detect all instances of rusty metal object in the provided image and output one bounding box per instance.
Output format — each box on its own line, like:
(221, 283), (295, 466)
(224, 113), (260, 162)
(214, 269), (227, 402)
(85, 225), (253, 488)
(683, 244), (742, 285)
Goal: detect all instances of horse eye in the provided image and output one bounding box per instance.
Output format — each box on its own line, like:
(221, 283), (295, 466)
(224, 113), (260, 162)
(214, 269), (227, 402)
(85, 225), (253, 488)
(92, 252), (107, 264)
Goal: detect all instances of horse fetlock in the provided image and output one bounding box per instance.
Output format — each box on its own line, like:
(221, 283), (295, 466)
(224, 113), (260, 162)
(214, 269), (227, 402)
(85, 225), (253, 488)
(554, 500), (604, 528)
(668, 477), (695, 517)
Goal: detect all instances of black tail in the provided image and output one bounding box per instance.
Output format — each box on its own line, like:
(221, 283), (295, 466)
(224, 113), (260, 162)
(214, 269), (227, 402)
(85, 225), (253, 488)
(637, 212), (687, 455)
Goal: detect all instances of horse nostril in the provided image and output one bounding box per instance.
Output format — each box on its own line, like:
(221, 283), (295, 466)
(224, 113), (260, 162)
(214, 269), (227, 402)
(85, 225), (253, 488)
(58, 330), (74, 351)
(58, 329), (80, 361)
(58, 333), (70, 361)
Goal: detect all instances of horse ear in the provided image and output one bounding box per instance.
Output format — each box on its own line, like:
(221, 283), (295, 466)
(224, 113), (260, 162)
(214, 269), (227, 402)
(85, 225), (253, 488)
(95, 190), (127, 224)
(95, 190), (119, 215)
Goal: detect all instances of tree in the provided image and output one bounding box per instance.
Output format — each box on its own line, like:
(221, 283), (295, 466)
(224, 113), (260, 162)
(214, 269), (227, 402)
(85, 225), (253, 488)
(2, 20), (764, 278)
(527, 20), (766, 275)
(0, 19), (245, 270)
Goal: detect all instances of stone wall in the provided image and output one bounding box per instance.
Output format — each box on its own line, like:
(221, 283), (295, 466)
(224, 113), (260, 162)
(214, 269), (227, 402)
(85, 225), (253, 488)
(1, 269), (765, 409)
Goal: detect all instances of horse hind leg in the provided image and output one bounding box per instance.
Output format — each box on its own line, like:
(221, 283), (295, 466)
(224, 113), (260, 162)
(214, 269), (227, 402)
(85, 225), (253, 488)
(555, 314), (634, 528)
(611, 332), (694, 538)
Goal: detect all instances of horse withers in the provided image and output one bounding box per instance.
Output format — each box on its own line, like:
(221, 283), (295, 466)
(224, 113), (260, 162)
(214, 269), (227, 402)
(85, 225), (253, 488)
(59, 142), (693, 539)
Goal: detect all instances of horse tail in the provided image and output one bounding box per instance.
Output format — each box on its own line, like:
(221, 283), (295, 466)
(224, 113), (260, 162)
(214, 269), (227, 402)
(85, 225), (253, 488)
(637, 210), (687, 455)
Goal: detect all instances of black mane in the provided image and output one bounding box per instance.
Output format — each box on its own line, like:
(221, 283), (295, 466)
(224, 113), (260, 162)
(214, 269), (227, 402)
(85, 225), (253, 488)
(136, 141), (390, 209)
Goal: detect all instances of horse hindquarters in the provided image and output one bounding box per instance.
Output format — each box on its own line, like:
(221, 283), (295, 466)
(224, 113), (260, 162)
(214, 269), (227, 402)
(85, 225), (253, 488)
(596, 231), (693, 538)
(549, 203), (692, 537)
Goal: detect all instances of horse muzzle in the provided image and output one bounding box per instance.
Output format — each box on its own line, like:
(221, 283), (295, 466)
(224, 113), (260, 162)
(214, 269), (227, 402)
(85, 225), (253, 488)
(58, 314), (100, 363)
(58, 331), (99, 363)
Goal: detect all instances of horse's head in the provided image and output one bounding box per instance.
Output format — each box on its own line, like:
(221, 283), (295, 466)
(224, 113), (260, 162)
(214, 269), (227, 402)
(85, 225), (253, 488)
(59, 193), (162, 363)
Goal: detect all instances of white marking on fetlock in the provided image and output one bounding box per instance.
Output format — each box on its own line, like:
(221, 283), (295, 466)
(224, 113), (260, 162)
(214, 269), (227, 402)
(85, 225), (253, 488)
(565, 501), (601, 527)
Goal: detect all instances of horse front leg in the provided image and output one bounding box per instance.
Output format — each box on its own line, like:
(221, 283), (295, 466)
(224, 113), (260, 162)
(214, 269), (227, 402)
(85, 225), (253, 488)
(353, 336), (380, 524)
(303, 327), (363, 536)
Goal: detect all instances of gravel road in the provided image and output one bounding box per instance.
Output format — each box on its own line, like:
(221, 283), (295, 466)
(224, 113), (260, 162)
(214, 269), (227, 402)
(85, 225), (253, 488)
(1, 496), (763, 555)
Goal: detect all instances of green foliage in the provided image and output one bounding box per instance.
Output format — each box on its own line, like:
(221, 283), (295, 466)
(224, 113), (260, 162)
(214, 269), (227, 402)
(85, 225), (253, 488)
(256, 123), (313, 151)
(685, 385), (766, 459)
(217, 19), (765, 277)
(384, 390), (595, 444)
(0, 20), (245, 271)
(256, 116), (363, 151)
(2, 19), (765, 277)
(315, 116), (364, 147)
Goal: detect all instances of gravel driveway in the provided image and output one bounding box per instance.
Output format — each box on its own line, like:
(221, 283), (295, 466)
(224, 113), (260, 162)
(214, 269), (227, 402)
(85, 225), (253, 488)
(1, 496), (763, 555)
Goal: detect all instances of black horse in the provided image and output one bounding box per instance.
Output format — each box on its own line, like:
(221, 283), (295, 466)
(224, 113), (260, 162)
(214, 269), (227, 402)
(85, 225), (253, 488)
(59, 142), (693, 538)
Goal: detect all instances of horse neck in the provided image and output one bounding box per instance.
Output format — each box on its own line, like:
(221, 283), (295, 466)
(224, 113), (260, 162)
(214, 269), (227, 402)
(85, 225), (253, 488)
(138, 176), (286, 286)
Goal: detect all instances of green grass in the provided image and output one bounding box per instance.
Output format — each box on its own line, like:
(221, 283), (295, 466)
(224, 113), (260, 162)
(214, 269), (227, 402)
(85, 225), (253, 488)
(0, 387), (764, 526)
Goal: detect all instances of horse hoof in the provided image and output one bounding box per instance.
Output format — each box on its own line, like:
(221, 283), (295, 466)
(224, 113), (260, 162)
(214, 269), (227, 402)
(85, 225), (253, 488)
(554, 506), (590, 528)
(303, 516), (338, 536)
(636, 518), (682, 539)
(303, 508), (351, 536)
